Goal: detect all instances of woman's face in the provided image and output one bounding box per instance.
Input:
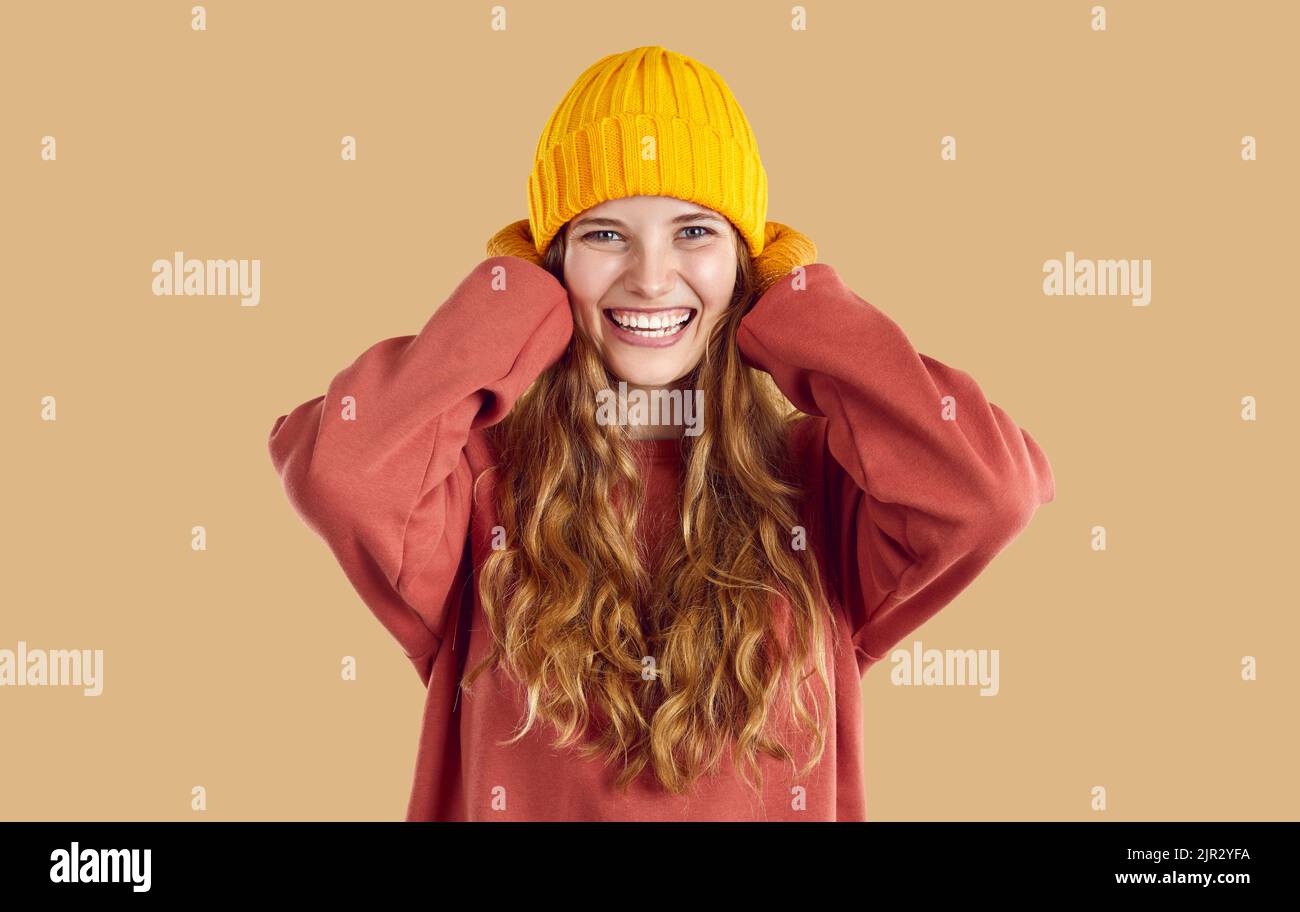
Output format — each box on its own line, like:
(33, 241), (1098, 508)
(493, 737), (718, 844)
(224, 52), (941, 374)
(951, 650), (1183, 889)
(563, 195), (738, 388)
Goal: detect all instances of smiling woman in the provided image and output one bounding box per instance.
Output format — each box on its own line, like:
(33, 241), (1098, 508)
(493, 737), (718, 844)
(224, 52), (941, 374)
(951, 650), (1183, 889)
(541, 195), (749, 392)
(268, 45), (1055, 822)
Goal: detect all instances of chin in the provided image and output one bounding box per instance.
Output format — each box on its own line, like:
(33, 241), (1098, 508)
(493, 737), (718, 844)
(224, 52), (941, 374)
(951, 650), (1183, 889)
(610, 361), (686, 387)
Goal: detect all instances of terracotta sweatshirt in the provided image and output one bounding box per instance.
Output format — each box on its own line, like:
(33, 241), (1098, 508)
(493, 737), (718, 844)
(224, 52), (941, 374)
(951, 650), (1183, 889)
(267, 256), (1055, 821)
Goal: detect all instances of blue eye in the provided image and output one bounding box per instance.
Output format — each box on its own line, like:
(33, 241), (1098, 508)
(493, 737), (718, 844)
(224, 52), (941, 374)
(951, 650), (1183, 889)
(579, 226), (716, 243)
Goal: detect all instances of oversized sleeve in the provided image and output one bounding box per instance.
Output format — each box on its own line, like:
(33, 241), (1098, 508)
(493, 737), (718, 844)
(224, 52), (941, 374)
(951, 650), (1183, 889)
(736, 263), (1055, 674)
(267, 256), (573, 685)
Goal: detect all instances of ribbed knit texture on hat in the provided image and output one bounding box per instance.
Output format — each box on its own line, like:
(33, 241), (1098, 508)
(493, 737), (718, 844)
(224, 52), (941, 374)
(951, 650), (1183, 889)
(527, 46), (769, 260)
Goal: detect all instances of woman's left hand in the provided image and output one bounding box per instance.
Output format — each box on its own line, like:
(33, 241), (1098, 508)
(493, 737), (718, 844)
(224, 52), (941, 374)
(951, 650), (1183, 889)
(752, 221), (818, 298)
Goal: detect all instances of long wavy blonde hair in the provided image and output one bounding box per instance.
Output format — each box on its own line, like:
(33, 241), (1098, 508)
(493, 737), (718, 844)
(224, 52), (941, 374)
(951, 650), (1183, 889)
(464, 221), (841, 799)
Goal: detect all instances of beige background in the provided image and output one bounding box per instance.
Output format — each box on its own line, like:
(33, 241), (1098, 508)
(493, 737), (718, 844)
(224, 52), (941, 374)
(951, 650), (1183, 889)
(3, 0), (1296, 820)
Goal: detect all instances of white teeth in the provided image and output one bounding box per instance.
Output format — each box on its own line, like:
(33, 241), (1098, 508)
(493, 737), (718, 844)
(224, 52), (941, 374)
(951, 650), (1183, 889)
(609, 309), (691, 333)
(609, 311), (690, 337)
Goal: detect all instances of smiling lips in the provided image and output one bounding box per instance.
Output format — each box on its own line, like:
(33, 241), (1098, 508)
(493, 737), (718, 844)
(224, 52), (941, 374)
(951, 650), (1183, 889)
(604, 307), (695, 338)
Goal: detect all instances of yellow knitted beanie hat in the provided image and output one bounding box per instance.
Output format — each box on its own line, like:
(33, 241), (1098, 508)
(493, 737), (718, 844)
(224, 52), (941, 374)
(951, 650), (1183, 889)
(526, 45), (769, 260)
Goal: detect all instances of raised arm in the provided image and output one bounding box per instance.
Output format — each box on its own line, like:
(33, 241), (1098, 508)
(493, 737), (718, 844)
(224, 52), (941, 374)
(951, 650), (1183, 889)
(267, 256), (573, 685)
(737, 263), (1055, 674)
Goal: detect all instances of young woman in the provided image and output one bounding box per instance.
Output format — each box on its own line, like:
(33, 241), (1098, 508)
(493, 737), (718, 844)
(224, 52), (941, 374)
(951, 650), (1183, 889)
(267, 46), (1055, 821)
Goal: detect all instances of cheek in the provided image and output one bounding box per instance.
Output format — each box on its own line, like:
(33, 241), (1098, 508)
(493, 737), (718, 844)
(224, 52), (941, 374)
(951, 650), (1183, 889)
(693, 305), (729, 342)
(564, 254), (615, 335)
(567, 298), (602, 340)
(683, 254), (737, 335)
(688, 251), (737, 296)
(680, 239), (738, 303)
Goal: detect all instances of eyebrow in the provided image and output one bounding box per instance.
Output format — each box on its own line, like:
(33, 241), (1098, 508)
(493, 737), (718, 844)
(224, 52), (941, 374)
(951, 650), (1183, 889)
(570, 209), (728, 231)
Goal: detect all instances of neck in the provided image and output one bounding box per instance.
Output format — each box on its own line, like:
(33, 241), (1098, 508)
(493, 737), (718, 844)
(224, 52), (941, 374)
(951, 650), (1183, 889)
(621, 377), (690, 441)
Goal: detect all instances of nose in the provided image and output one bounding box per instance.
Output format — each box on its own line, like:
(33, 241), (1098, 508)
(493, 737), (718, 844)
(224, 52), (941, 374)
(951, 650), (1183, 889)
(623, 243), (676, 300)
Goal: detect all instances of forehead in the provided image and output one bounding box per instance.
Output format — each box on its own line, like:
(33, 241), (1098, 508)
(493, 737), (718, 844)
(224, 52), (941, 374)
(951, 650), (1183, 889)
(574, 196), (725, 224)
